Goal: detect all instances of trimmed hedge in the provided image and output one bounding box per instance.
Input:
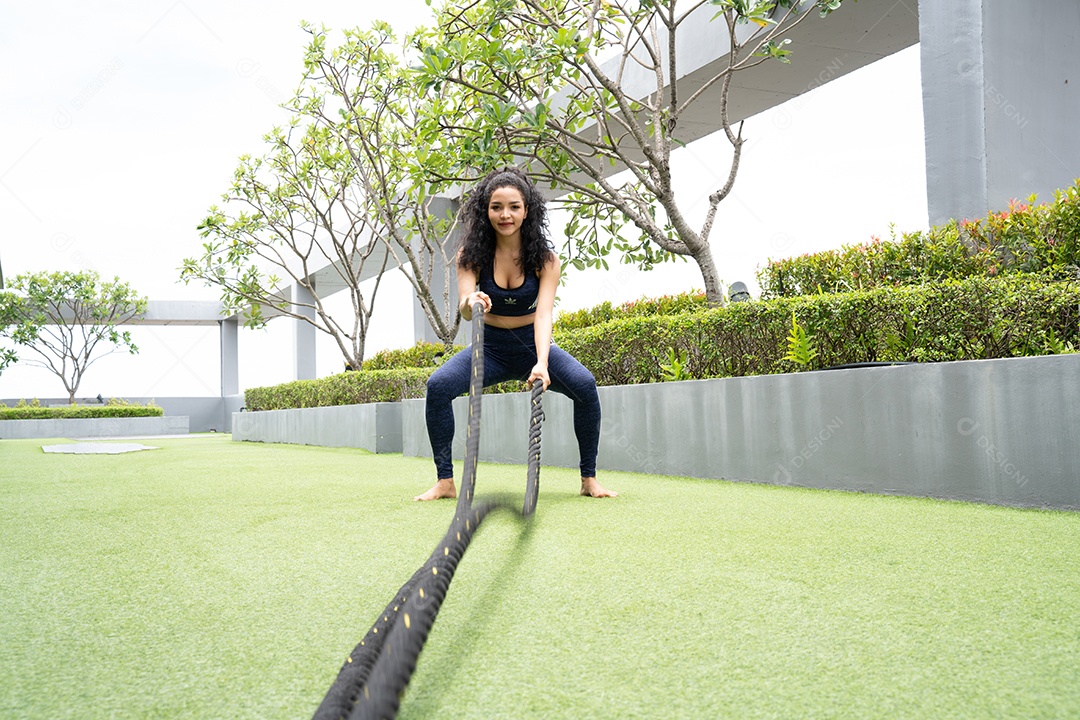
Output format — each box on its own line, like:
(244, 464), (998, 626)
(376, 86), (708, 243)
(245, 368), (433, 411)
(361, 341), (464, 370)
(244, 367), (533, 412)
(555, 290), (708, 331)
(758, 181), (1080, 298)
(554, 276), (1080, 385)
(245, 276), (1079, 409)
(0, 404), (164, 420)
(248, 338), (543, 411)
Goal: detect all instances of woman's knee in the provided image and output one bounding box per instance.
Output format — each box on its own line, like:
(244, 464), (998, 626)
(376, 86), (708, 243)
(549, 348), (595, 387)
(553, 367), (599, 408)
(565, 361), (598, 396)
(425, 372), (444, 399)
(426, 364), (465, 403)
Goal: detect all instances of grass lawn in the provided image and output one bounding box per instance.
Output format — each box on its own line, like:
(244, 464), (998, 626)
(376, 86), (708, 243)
(2, 434), (1078, 719)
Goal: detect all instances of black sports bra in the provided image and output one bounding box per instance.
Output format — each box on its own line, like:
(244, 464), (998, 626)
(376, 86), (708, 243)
(478, 264), (540, 316)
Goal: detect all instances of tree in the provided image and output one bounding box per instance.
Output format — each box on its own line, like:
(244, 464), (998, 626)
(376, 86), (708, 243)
(183, 23), (466, 366)
(0, 304), (18, 375)
(0, 270), (147, 403)
(0, 257), (14, 374)
(299, 22), (467, 348)
(413, 0), (852, 306)
(183, 90), (387, 370)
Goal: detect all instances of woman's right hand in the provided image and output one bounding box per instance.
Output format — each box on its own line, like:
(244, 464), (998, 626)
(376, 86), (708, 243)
(460, 291), (492, 319)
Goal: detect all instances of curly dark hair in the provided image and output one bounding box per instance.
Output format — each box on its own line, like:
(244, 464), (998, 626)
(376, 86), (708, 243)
(458, 166), (554, 276)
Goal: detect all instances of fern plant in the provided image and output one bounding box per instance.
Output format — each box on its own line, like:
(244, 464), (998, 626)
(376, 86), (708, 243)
(660, 347), (692, 381)
(885, 315), (917, 358)
(783, 311), (818, 369)
(1044, 328), (1077, 354)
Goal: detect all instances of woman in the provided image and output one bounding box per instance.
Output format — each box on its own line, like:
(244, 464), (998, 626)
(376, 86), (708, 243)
(415, 167), (617, 501)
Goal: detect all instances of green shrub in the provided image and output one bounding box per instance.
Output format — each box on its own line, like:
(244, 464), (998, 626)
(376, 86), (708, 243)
(361, 341), (464, 370)
(555, 290), (708, 331)
(245, 368), (434, 411)
(0, 402), (164, 420)
(105, 397), (157, 407)
(245, 363), (530, 412)
(245, 276), (1079, 410)
(553, 276), (1080, 384)
(756, 227), (989, 297)
(757, 180), (1080, 298)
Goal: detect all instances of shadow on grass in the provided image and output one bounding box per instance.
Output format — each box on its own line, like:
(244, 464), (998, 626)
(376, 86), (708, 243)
(402, 492), (578, 715)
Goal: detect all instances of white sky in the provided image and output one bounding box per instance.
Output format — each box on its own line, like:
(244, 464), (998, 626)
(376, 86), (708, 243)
(0, 1), (927, 401)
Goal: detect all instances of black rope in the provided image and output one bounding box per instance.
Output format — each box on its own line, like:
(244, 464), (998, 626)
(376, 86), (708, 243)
(523, 379), (543, 516)
(456, 304), (486, 513)
(312, 304), (544, 720)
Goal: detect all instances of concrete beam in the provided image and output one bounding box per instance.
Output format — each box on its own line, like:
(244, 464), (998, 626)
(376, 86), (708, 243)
(601, 0), (919, 150)
(31, 299), (228, 327)
(306, 242), (393, 296)
(131, 300), (228, 326)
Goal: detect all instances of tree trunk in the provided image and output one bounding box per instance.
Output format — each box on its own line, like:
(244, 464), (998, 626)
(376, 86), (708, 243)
(691, 243), (726, 307)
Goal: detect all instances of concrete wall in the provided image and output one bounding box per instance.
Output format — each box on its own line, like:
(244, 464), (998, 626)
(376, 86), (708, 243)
(231, 402), (402, 454)
(921, 0), (1080, 225)
(0, 415), (189, 440)
(403, 355), (1080, 510)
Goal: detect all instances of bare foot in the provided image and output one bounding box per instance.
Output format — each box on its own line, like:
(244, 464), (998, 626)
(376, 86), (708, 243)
(414, 478), (457, 501)
(580, 477), (618, 498)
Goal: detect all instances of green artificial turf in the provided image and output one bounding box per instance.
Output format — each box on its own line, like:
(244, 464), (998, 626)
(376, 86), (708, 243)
(1, 435), (1078, 719)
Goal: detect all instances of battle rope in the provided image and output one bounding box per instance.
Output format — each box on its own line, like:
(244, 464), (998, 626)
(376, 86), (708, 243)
(312, 304), (544, 720)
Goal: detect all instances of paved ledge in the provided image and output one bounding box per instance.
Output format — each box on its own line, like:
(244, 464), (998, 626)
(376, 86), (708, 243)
(231, 402), (402, 454)
(0, 415), (189, 440)
(223, 355), (1078, 510)
(403, 355), (1080, 510)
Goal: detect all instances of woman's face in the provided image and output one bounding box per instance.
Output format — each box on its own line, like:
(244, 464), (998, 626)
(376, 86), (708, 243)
(487, 185), (528, 240)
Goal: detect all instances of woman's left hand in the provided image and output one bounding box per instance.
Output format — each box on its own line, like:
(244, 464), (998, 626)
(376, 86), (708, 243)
(528, 363), (550, 391)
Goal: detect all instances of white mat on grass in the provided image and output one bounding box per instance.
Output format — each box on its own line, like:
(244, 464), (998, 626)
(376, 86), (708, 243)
(42, 443), (160, 455)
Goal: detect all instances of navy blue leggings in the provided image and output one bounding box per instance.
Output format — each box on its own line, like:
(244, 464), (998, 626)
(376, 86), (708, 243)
(425, 324), (601, 479)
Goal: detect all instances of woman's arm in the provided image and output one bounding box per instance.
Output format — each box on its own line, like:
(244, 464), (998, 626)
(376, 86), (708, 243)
(528, 252), (560, 389)
(456, 251), (488, 321)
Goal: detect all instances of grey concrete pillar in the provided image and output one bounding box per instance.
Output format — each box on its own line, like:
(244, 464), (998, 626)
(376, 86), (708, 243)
(220, 316), (239, 396)
(292, 283), (316, 380)
(412, 253), (450, 345)
(920, 0), (1080, 225)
